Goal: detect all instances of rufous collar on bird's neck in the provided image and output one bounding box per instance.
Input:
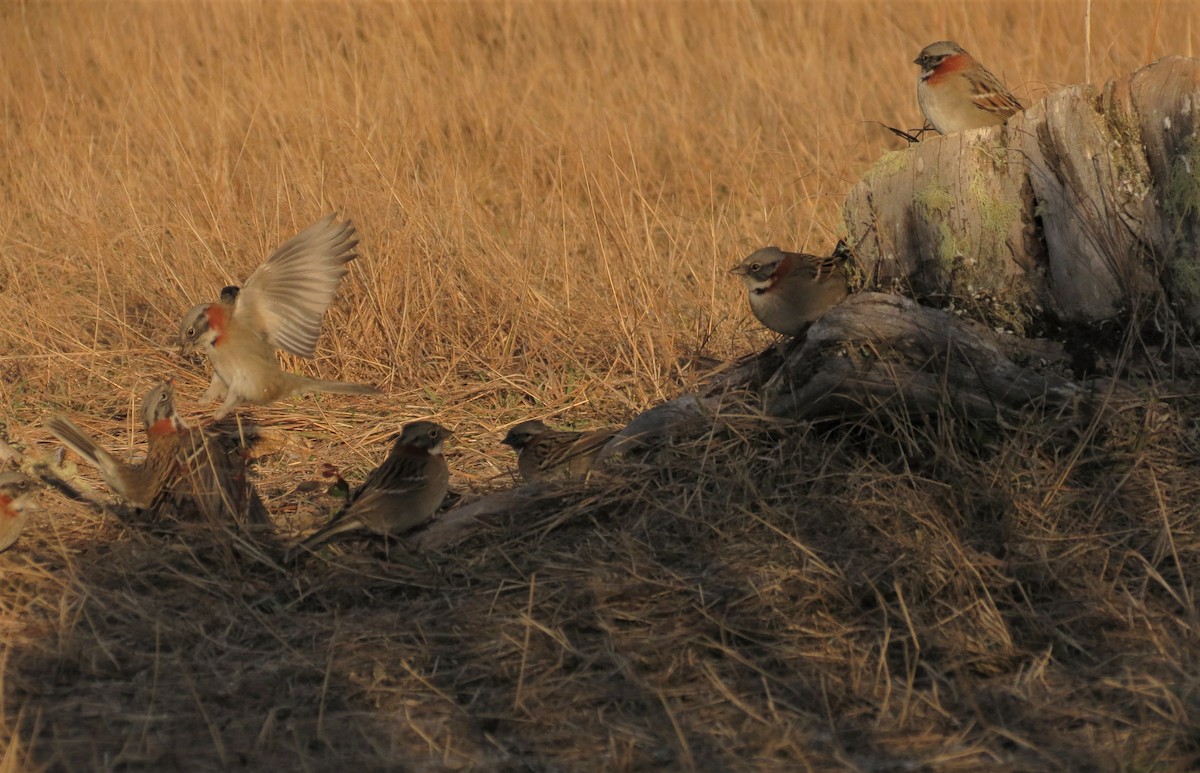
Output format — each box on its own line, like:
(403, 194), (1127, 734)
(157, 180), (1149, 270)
(753, 253), (796, 293)
(925, 53), (969, 85)
(205, 303), (231, 345)
(147, 418), (177, 440)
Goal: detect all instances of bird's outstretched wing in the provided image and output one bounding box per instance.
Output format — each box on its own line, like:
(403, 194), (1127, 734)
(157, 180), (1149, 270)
(236, 213), (360, 358)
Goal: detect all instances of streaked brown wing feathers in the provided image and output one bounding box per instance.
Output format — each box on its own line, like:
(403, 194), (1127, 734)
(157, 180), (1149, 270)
(236, 214), (360, 358)
(968, 71), (1023, 117)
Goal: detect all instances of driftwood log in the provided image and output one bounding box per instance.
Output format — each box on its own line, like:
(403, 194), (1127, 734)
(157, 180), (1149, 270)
(416, 57), (1199, 551)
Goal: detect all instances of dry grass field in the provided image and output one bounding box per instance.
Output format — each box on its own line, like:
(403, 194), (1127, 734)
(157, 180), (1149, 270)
(2, 1), (1199, 770)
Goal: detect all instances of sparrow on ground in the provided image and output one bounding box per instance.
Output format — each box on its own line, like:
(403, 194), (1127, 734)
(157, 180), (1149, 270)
(47, 381), (269, 527)
(730, 243), (850, 336)
(500, 420), (615, 482)
(914, 41), (1023, 135)
(152, 416), (271, 531)
(0, 471), (38, 553)
(47, 381), (183, 509)
(292, 421), (451, 554)
(179, 213), (379, 420)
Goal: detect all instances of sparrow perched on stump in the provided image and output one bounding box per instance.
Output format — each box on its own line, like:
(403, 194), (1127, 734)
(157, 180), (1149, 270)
(914, 40), (1023, 135)
(730, 243), (851, 336)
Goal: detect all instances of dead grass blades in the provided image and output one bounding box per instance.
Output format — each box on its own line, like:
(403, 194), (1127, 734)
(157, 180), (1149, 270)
(2, 1), (1198, 770)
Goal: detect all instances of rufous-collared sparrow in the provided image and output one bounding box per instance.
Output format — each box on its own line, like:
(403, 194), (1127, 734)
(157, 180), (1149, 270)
(0, 471), (38, 553)
(150, 387), (271, 529)
(47, 380), (269, 527)
(179, 213), (379, 420)
(47, 381), (185, 509)
(500, 420), (615, 482)
(292, 421), (451, 554)
(730, 243), (850, 336)
(914, 41), (1023, 135)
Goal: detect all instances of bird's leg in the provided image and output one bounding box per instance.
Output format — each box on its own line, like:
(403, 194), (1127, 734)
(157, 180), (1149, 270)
(212, 393), (241, 422)
(200, 374), (228, 406)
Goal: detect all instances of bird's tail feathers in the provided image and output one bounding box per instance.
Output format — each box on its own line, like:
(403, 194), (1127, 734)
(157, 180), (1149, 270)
(46, 416), (112, 470)
(46, 415), (150, 505)
(292, 512), (363, 556)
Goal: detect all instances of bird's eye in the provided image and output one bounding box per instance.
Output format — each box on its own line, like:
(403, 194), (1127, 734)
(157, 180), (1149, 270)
(750, 263), (761, 272)
(186, 327), (194, 336)
(428, 429), (438, 438)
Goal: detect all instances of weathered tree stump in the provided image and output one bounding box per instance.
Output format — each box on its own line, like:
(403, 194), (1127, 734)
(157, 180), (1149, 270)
(845, 56), (1200, 327)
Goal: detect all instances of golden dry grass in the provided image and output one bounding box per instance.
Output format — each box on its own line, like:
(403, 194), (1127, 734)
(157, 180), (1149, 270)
(2, 1), (1199, 770)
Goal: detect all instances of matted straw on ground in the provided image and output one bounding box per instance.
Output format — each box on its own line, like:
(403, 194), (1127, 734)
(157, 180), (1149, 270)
(2, 2), (1198, 770)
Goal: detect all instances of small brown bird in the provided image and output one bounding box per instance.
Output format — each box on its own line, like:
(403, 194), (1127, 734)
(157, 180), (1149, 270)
(179, 213), (379, 420)
(294, 421), (451, 554)
(914, 41), (1023, 135)
(152, 418), (271, 531)
(47, 381), (183, 509)
(47, 381), (268, 527)
(0, 471), (39, 553)
(500, 420), (616, 482)
(730, 243), (850, 336)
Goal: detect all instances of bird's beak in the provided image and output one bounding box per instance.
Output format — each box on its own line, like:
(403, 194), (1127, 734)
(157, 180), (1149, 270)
(729, 264), (748, 276)
(179, 341), (193, 358)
